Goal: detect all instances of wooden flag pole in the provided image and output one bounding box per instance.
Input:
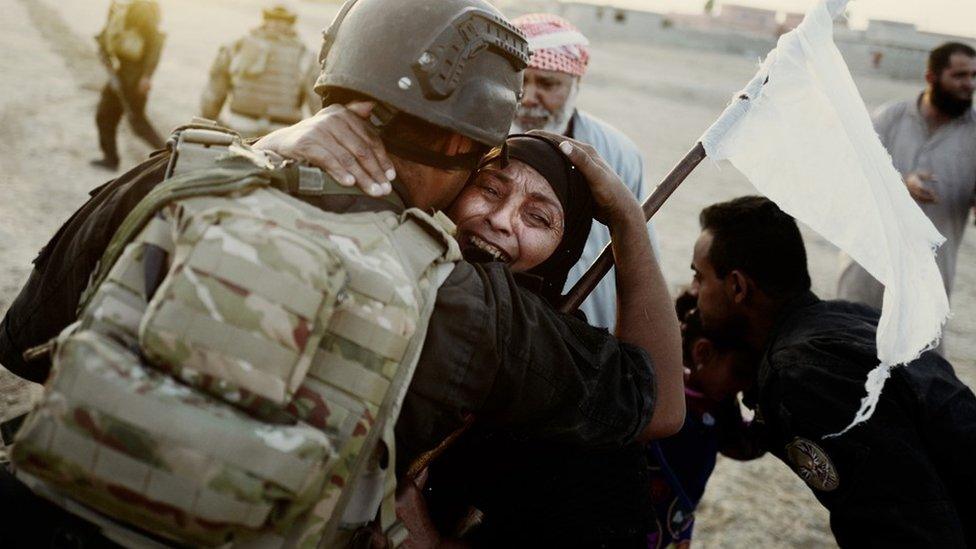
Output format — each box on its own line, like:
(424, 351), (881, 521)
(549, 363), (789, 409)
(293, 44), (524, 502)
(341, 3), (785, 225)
(559, 142), (708, 314)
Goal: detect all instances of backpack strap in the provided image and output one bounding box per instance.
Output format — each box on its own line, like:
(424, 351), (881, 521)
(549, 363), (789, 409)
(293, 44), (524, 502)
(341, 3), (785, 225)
(320, 213), (459, 546)
(81, 121), (409, 314)
(164, 120), (406, 212)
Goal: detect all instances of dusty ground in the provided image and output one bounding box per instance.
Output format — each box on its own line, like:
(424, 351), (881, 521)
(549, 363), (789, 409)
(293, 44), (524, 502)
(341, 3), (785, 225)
(1, 0), (974, 546)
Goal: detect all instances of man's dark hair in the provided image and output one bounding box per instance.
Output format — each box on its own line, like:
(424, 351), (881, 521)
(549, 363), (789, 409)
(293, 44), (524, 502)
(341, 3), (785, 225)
(928, 42), (976, 75)
(699, 196), (811, 299)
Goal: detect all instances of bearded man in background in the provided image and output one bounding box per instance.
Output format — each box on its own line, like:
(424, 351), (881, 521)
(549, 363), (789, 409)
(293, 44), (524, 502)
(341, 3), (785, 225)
(837, 41), (976, 356)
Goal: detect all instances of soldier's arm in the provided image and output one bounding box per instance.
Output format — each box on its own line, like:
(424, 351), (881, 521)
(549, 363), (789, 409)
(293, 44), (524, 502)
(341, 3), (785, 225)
(0, 155), (170, 382)
(200, 46), (232, 121)
(139, 30), (164, 80)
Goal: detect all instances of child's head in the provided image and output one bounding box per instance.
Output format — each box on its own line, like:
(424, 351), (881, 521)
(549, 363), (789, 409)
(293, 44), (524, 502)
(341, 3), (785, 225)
(675, 291), (756, 402)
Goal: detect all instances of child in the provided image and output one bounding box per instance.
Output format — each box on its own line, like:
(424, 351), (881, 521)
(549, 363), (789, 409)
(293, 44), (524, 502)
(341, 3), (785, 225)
(646, 293), (766, 548)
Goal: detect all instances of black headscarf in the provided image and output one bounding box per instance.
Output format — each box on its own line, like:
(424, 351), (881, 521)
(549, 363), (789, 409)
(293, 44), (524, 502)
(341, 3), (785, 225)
(476, 134), (595, 305)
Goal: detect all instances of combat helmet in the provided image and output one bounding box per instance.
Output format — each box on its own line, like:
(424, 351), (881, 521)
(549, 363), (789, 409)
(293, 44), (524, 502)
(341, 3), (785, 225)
(315, 0), (529, 154)
(263, 4), (297, 24)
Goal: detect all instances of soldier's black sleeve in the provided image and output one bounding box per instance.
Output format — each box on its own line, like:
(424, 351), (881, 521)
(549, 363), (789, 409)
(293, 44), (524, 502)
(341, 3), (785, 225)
(397, 261), (656, 472)
(762, 351), (972, 546)
(0, 155), (170, 382)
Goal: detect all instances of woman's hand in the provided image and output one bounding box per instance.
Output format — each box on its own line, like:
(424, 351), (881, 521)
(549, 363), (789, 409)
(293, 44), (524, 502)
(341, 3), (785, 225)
(531, 132), (685, 440)
(530, 131), (640, 225)
(253, 101), (396, 196)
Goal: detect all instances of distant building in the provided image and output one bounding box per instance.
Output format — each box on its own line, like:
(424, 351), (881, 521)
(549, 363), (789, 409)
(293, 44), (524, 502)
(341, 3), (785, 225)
(837, 19), (976, 80)
(716, 4), (778, 35)
(780, 12), (804, 34)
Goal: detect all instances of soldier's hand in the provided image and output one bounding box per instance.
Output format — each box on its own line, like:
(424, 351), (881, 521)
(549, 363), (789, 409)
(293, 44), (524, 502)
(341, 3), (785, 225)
(535, 131), (639, 225)
(138, 77), (151, 95)
(253, 102), (397, 197)
(904, 171), (938, 203)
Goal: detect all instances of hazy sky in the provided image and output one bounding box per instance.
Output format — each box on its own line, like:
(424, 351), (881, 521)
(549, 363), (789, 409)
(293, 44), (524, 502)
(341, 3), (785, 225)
(572, 0), (976, 38)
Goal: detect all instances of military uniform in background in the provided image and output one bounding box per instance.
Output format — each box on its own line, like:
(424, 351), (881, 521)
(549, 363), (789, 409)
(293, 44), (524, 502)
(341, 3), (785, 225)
(749, 293), (976, 546)
(200, 6), (319, 138)
(92, 0), (166, 170)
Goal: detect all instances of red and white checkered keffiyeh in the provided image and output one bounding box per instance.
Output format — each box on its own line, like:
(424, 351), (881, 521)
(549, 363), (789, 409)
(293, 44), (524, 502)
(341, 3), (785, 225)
(513, 13), (590, 77)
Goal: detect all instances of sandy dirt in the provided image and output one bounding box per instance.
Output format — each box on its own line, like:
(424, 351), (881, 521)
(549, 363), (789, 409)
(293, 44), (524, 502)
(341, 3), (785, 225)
(1, 0), (974, 546)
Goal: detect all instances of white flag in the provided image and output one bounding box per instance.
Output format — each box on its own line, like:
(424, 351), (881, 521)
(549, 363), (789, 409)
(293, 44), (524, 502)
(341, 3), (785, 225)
(699, 0), (948, 431)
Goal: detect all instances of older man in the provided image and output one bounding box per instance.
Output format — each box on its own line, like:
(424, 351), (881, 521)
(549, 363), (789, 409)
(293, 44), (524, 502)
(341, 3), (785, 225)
(512, 13), (660, 328)
(838, 42), (976, 348)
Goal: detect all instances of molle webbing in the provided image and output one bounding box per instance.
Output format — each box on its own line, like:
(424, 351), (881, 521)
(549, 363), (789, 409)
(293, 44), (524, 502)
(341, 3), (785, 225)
(14, 124), (460, 547)
(229, 35), (307, 124)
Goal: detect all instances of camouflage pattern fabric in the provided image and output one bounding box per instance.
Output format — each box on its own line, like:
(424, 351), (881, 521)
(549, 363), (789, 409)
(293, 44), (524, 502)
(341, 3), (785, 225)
(227, 29), (311, 125)
(11, 138), (460, 547)
(12, 329), (331, 546)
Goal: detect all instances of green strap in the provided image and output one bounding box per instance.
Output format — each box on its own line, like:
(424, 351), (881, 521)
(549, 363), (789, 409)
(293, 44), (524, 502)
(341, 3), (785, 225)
(136, 216), (174, 254)
(79, 168), (271, 314)
(329, 310), (410, 362)
(319, 260), (457, 545)
(85, 285), (146, 333)
(106, 249), (149, 296)
(31, 414), (274, 528)
(60, 343), (324, 494)
(390, 219), (445, 282)
(187, 240), (326, 320)
(145, 300), (298, 396)
(272, 163), (406, 212)
(308, 348), (390, 406)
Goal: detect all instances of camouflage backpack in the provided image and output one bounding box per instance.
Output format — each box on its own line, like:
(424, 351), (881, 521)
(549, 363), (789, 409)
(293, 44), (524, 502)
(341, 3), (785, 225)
(228, 29), (311, 126)
(11, 125), (460, 547)
(97, 0), (160, 62)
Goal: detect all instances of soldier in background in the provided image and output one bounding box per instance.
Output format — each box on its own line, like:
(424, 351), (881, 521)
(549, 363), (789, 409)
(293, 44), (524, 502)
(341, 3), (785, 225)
(91, 0), (166, 171)
(200, 5), (319, 138)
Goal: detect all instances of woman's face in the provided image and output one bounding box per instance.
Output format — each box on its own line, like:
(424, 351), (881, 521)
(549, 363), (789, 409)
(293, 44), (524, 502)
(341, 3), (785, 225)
(449, 159), (565, 272)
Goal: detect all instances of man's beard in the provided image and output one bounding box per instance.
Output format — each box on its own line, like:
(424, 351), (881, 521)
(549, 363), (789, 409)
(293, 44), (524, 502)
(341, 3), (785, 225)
(511, 84), (579, 135)
(931, 79), (973, 119)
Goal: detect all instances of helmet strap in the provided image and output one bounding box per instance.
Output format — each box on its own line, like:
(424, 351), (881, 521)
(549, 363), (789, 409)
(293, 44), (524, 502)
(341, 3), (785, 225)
(370, 101), (485, 171)
(380, 133), (484, 171)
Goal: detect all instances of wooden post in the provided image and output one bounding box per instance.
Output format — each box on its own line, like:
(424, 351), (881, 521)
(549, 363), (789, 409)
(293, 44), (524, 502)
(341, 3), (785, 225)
(559, 142), (708, 313)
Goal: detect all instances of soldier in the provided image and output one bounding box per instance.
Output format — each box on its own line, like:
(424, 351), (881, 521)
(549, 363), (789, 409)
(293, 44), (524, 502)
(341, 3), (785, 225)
(689, 196), (976, 546)
(91, 0), (166, 171)
(0, 0), (683, 545)
(199, 5), (319, 138)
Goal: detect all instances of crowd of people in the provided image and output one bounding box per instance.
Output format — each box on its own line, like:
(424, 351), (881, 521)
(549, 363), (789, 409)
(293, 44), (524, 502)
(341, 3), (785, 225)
(1, 0), (975, 547)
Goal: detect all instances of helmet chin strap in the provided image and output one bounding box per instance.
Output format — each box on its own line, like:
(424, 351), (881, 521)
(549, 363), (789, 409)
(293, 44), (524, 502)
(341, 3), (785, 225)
(368, 101), (487, 171)
(380, 133), (485, 171)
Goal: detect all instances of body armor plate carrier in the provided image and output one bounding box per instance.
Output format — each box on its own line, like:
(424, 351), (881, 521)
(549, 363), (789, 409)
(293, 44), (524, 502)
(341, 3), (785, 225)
(11, 123), (460, 548)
